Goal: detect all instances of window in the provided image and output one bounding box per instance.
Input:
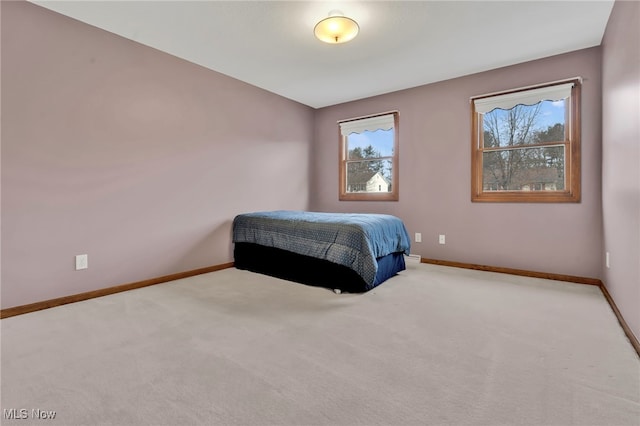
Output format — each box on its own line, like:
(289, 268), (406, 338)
(471, 79), (581, 202)
(338, 112), (399, 201)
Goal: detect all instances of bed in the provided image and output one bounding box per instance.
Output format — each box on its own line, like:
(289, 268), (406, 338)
(232, 210), (411, 292)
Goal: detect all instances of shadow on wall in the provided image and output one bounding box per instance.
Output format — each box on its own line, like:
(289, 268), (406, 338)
(171, 220), (234, 272)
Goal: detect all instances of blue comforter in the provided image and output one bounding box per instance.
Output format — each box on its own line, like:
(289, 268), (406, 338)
(232, 211), (411, 285)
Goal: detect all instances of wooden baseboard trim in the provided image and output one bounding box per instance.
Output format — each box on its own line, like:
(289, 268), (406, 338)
(421, 257), (639, 357)
(598, 283), (640, 356)
(421, 258), (601, 286)
(0, 262), (235, 319)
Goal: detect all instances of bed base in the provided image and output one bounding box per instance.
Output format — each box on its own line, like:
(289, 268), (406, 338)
(233, 242), (405, 293)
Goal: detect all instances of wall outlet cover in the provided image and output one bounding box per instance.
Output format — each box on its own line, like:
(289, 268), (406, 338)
(75, 254), (88, 270)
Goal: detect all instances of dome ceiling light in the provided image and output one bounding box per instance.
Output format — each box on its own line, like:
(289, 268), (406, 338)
(314, 10), (359, 44)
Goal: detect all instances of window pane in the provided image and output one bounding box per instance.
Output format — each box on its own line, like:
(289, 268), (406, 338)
(339, 111), (398, 201)
(482, 146), (565, 191)
(347, 160), (393, 193)
(483, 100), (566, 148)
(347, 129), (394, 159)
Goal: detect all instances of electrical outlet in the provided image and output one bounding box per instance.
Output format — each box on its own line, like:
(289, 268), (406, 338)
(415, 233), (422, 243)
(75, 254), (88, 270)
(439, 234), (446, 245)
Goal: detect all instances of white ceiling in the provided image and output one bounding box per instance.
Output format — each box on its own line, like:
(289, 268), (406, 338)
(30, 1), (615, 109)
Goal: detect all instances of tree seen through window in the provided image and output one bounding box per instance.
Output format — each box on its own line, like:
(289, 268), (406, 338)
(471, 79), (581, 203)
(482, 101), (566, 192)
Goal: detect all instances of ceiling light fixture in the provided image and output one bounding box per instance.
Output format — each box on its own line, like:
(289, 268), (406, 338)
(314, 10), (359, 44)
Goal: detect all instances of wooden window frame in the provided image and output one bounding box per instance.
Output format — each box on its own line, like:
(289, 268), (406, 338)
(339, 111), (399, 201)
(471, 79), (581, 203)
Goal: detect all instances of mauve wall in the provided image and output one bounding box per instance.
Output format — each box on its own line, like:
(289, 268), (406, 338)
(1, 1), (313, 309)
(312, 48), (603, 279)
(601, 0), (640, 341)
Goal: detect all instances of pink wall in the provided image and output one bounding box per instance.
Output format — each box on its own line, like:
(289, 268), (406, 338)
(601, 0), (640, 341)
(1, 1), (314, 308)
(312, 48), (603, 279)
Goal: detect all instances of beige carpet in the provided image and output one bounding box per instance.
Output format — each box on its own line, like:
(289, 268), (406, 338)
(1, 263), (639, 426)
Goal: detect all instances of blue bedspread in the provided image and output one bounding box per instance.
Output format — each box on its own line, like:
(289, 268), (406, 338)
(232, 211), (411, 285)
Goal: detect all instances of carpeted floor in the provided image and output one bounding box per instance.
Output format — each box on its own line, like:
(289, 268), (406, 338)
(1, 263), (639, 426)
